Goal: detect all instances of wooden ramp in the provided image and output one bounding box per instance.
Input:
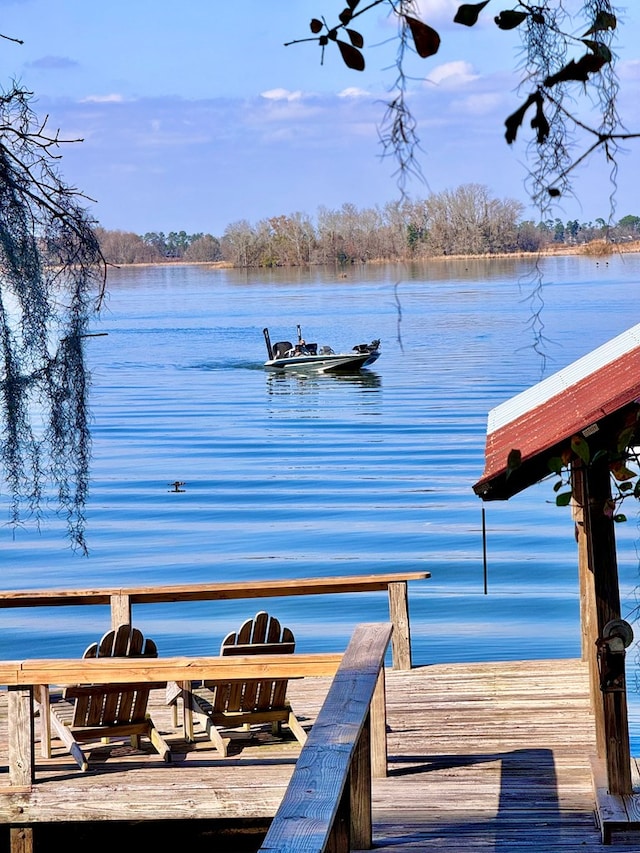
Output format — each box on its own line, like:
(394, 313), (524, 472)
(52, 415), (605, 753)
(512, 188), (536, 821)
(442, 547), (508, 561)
(2, 658), (640, 850)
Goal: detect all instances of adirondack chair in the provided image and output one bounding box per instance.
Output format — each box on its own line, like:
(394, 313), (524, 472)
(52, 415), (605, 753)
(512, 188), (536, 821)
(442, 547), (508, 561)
(168, 611), (307, 757)
(40, 624), (171, 771)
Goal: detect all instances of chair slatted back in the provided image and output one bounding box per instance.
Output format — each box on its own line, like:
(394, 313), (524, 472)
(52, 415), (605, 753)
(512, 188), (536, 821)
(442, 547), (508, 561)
(206, 612), (295, 715)
(69, 625), (158, 728)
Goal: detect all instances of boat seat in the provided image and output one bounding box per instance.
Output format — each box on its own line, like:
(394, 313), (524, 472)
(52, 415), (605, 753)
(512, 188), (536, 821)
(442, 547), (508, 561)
(273, 341), (293, 358)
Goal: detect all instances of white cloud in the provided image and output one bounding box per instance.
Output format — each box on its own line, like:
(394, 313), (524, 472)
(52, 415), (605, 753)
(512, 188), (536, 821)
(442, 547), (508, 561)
(80, 94), (126, 104)
(260, 88), (304, 102)
(338, 87), (370, 99)
(427, 61), (479, 88)
(451, 92), (504, 116)
(413, 0), (469, 26)
(26, 55), (80, 70)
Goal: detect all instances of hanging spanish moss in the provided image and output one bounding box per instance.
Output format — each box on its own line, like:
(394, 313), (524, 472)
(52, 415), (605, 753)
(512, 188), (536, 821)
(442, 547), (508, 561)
(0, 84), (106, 552)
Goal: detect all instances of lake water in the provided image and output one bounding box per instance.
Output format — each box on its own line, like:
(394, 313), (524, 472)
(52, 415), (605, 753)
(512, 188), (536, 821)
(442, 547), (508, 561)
(3, 255), (640, 744)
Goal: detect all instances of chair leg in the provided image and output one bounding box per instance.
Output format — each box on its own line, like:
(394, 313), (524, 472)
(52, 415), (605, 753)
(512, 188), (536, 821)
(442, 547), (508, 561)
(166, 681), (183, 730)
(147, 720), (172, 763)
(188, 692), (228, 755)
(287, 710), (308, 748)
(48, 710), (89, 771)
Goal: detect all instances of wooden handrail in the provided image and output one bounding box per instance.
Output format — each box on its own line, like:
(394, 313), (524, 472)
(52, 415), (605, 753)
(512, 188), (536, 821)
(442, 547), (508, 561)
(0, 572), (429, 607)
(258, 622), (393, 853)
(0, 653), (343, 686)
(0, 572), (428, 670)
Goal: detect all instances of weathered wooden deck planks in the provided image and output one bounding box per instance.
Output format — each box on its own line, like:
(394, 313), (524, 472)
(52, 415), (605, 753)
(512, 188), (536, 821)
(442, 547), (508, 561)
(1, 657), (640, 850)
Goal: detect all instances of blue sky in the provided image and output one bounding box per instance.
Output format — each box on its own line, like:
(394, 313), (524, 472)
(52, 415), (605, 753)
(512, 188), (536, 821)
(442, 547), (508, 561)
(1, 0), (639, 236)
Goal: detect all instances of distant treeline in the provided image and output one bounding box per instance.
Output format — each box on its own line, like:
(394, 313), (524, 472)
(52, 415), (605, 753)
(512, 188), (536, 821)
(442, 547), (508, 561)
(95, 184), (640, 268)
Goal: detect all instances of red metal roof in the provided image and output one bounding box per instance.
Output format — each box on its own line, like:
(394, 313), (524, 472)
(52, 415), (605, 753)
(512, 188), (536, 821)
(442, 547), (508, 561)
(473, 323), (640, 501)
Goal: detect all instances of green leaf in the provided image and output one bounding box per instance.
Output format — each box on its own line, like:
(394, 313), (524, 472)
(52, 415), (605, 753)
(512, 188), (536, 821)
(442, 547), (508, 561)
(592, 449), (610, 463)
(619, 482), (634, 492)
(547, 456), (564, 475)
(616, 426), (635, 453)
(454, 1), (490, 27)
(506, 448), (521, 469)
(556, 492), (573, 507)
(405, 16), (440, 58)
(494, 10), (528, 30)
(336, 39), (365, 70)
(571, 434), (591, 464)
(614, 514), (627, 523)
(553, 480), (564, 493)
(583, 11), (617, 37)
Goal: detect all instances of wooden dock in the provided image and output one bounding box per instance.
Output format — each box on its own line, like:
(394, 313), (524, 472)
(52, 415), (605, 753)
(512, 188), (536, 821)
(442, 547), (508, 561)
(2, 657), (639, 850)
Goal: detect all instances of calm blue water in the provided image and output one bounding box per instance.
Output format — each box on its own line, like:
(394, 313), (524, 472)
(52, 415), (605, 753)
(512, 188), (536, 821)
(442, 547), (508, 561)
(3, 255), (640, 742)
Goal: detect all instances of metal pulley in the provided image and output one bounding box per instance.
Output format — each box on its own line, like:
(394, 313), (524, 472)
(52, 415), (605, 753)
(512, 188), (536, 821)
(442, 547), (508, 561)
(596, 619), (634, 693)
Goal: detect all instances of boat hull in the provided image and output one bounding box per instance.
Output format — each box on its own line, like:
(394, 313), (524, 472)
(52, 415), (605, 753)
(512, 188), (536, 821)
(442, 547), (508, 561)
(264, 351), (379, 374)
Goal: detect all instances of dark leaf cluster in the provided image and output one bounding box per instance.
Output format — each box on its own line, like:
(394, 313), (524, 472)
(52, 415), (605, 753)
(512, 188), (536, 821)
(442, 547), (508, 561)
(287, 2), (636, 210)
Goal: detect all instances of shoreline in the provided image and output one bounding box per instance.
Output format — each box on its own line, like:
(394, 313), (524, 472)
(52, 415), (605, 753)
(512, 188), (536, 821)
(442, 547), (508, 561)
(106, 241), (640, 270)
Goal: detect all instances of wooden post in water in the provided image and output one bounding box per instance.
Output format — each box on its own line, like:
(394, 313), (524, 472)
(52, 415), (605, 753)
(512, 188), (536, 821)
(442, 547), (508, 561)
(572, 460), (632, 794)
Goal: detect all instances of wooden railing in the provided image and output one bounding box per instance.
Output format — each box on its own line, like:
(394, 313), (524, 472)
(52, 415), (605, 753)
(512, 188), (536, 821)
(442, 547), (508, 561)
(0, 651), (348, 789)
(0, 572), (428, 670)
(0, 622), (391, 853)
(258, 622), (392, 853)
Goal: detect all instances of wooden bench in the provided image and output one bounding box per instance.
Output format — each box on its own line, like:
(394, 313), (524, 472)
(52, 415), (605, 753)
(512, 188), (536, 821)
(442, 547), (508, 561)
(0, 572), (428, 669)
(258, 622), (392, 852)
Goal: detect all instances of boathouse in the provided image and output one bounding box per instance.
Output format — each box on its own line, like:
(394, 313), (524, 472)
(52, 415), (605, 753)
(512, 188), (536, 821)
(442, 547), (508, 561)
(473, 320), (640, 840)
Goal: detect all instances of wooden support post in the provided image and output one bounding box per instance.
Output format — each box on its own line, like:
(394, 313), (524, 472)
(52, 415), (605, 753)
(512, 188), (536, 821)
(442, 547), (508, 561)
(7, 687), (34, 787)
(573, 460), (631, 794)
(388, 581), (411, 670)
(9, 827), (34, 853)
(572, 465), (605, 757)
(370, 667), (387, 778)
(328, 781), (350, 853)
(110, 593), (132, 628)
(33, 685), (51, 759)
(350, 713), (373, 851)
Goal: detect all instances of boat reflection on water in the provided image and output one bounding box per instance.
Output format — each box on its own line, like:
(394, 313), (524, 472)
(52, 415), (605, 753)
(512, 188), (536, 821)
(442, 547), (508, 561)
(266, 368), (382, 395)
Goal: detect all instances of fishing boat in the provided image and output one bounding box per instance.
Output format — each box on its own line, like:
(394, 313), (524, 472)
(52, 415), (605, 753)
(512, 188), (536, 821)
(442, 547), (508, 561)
(263, 326), (380, 374)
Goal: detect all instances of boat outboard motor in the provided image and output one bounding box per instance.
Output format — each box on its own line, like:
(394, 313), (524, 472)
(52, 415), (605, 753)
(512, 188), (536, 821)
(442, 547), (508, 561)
(353, 339), (380, 354)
